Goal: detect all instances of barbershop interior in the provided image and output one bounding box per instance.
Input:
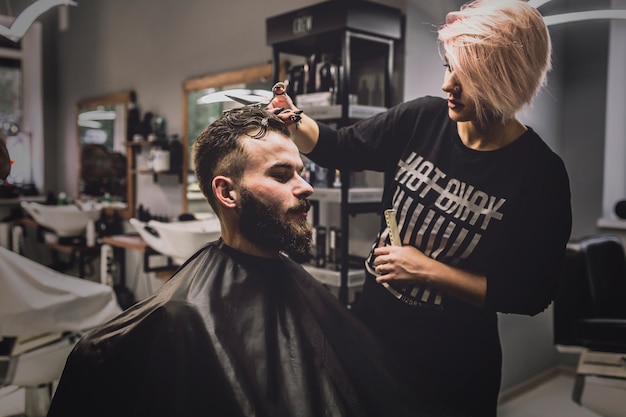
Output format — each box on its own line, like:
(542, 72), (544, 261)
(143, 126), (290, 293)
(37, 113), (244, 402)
(0, 0), (625, 416)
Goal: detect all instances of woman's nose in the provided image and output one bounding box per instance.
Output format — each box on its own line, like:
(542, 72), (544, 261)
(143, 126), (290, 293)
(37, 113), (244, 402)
(442, 74), (461, 94)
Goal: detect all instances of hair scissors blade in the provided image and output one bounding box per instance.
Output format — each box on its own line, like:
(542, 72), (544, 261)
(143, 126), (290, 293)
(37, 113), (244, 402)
(196, 89), (272, 107)
(224, 94), (264, 107)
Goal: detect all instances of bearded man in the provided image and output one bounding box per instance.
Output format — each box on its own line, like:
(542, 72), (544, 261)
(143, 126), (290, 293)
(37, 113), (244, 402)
(48, 107), (448, 417)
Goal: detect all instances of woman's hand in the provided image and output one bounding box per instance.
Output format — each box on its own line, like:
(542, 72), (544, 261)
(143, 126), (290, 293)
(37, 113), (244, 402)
(266, 82), (303, 128)
(265, 81), (320, 154)
(373, 245), (434, 285)
(373, 244), (488, 308)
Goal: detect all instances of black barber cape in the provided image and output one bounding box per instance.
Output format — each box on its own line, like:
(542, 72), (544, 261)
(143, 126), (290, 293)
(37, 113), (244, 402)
(47, 240), (447, 417)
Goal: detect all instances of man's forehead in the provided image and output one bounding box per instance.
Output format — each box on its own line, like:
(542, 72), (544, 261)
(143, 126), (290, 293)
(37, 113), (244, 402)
(242, 131), (293, 151)
(242, 132), (301, 166)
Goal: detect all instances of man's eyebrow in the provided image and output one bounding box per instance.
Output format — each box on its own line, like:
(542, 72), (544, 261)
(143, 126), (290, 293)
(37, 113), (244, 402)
(268, 162), (292, 171)
(268, 162), (304, 173)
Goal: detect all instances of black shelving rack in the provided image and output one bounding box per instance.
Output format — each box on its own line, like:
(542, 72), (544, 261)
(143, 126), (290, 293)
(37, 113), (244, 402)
(267, 1), (402, 306)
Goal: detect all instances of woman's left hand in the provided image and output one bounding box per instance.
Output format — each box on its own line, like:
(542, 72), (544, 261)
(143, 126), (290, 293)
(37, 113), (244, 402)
(372, 245), (434, 285)
(373, 244), (488, 308)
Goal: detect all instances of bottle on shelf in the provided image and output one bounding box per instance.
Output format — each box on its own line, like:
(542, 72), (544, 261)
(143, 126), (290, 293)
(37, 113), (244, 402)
(328, 226), (342, 271)
(317, 54), (339, 103)
(57, 192), (68, 205)
(312, 225), (327, 268)
(287, 64), (307, 98)
(126, 91), (141, 142)
(305, 53), (319, 94)
(168, 134), (183, 174)
(358, 79), (370, 105)
(371, 75), (383, 107)
(86, 219), (96, 247)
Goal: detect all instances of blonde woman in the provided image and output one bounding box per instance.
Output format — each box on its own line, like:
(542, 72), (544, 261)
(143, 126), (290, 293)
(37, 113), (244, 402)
(269, 0), (572, 415)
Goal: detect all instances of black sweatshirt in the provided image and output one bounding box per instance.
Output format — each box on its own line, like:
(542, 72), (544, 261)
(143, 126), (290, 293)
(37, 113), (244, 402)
(308, 95), (572, 416)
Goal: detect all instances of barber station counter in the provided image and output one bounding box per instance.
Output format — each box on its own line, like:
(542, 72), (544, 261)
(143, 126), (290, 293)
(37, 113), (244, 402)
(100, 235), (177, 304)
(101, 234), (177, 277)
(0, 196), (46, 249)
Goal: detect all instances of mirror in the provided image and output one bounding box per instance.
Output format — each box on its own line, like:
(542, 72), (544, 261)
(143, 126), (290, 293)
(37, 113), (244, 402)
(77, 90), (134, 219)
(182, 63), (286, 216)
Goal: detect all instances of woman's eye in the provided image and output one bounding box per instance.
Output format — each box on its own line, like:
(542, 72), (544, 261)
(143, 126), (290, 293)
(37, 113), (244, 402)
(443, 63), (453, 72)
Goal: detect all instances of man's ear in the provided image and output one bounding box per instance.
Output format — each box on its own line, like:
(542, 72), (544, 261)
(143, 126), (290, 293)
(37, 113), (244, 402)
(212, 176), (238, 209)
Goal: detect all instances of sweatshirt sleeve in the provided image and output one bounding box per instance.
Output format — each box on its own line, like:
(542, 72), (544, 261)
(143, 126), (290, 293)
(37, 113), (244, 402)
(306, 97), (443, 172)
(484, 152), (572, 316)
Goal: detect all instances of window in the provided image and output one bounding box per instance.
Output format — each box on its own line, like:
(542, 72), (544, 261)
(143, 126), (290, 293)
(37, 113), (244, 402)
(0, 16), (42, 194)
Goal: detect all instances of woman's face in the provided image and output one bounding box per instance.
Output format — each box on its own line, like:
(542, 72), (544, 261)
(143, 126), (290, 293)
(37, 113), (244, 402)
(441, 55), (477, 123)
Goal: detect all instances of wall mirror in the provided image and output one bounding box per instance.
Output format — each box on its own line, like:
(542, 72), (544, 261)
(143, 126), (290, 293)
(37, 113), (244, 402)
(182, 63), (286, 215)
(77, 90), (134, 219)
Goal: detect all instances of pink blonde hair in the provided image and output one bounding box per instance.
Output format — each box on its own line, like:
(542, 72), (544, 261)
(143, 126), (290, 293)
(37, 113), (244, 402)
(438, 0), (551, 125)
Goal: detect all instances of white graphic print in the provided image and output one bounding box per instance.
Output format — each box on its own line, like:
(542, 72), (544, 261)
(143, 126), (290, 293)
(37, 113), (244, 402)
(367, 152), (507, 309)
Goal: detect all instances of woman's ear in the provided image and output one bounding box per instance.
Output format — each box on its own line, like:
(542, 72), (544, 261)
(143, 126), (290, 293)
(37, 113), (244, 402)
(212, 176), (237, 209)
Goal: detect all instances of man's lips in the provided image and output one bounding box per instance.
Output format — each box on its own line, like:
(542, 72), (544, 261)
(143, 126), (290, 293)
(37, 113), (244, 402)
(289, 209), (309, 218)
(289, 201), (311, 218)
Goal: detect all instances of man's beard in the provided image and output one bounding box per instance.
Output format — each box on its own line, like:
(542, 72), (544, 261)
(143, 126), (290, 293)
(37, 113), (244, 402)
(238, 187), (313, 263)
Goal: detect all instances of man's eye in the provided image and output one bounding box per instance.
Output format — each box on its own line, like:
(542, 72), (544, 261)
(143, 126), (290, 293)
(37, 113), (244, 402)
(273, 173), (289, 182)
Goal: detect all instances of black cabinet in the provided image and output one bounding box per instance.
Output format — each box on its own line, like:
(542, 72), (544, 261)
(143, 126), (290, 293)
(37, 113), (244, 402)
(267, 1), (403, 305)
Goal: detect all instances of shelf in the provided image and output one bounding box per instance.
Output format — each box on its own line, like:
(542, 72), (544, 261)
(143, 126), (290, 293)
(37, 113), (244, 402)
(0, 195), (47, 206)
(126, 140), (162, 148)
(133, 168), (178, 175)
(268, 5), (400, 305)
(101, 201), (128, 210)
(597, 217), (626, 230)
(132, 168), (182, 184)
(303, 265), (365, 287)
(309, 187), (383, 204)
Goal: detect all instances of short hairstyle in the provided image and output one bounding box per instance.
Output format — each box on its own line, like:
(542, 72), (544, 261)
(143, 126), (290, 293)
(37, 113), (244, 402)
(437, 0), (551, 125)
(192, 106), (290, 214)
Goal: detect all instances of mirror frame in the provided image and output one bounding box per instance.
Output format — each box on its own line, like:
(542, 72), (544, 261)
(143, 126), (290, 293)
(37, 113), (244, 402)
(77, 90), (134, 219)
(181, 62), (286, 213)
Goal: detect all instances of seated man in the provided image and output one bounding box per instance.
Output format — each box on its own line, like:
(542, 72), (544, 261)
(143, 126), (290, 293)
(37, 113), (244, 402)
(47, 107), (447, 417)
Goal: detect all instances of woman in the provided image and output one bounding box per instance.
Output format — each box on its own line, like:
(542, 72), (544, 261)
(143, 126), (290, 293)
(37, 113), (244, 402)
(269, 0), (572, 415)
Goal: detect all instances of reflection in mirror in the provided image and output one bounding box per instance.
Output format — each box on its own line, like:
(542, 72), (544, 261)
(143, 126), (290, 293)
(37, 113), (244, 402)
(77, 90), (134, 219)
(182, 63), (286, 216)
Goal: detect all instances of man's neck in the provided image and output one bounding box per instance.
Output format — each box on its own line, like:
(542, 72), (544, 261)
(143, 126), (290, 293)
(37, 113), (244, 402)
(220, 228), (279, 260)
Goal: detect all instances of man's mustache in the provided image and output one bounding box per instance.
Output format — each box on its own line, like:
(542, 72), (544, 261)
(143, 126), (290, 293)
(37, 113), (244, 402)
(288, 199), (311, 214)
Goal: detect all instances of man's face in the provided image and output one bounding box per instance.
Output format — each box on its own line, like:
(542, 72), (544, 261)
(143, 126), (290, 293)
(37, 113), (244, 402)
(237, 131), (314, 262)
(239, 187), (312, 262)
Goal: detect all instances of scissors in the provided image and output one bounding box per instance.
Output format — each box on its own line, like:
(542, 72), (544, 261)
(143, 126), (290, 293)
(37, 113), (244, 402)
(197, 83), (302, 123)
(223, 82), (288, 108)
(196, 88), (273, 107)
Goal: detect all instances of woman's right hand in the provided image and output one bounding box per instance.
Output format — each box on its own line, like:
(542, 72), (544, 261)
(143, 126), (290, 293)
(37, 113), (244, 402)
(267, 81), (320, 154)
(266, 82), (303, 127)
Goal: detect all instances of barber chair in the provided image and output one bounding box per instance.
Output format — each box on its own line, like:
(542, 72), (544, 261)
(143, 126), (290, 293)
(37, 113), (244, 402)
(1, 334), (79, 417)
(0, 246), (122, 416)
(554, 234), (626, 417)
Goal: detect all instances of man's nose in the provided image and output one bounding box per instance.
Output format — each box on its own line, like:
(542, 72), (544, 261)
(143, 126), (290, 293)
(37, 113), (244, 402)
(295, 175), (314, 198)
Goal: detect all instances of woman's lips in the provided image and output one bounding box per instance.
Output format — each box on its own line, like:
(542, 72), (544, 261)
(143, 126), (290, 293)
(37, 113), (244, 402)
(448, 99), (463, 110)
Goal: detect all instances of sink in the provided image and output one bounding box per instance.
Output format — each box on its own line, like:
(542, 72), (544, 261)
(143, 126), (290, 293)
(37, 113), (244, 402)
(20, 201), (102, 237)
(129, 216), (221, 264)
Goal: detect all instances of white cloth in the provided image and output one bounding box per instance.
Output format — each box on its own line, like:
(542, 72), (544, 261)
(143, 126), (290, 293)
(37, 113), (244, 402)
(0, 246), (121, 337)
